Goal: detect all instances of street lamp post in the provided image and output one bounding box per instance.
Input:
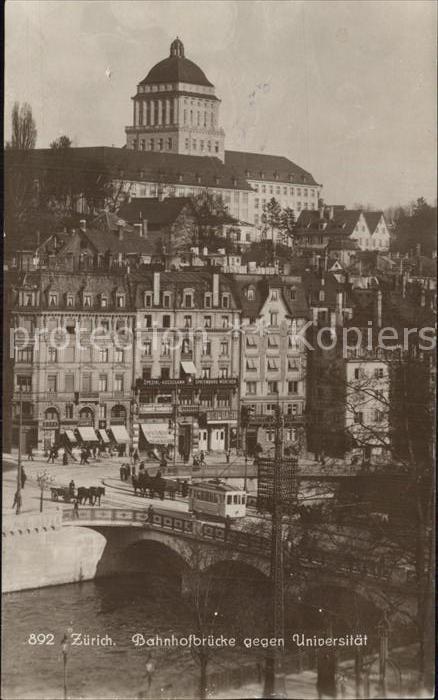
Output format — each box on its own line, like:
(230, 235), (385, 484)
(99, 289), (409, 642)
(61, 634), (69, 700)
(145, 654), (155, 699)
(264, 403), (286, 698)
(16, 389), (23, 514)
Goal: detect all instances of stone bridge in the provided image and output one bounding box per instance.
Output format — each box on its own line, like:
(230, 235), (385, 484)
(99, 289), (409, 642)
(62, 507), (416, 621)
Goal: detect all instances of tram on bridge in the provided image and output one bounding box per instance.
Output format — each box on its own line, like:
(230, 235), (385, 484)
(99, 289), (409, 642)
(188, 479), (247, 520)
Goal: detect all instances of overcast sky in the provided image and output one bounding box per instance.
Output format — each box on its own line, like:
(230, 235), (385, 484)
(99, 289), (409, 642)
(5, 0), (436, 209)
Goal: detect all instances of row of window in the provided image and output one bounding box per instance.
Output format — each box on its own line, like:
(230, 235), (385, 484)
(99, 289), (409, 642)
(136, 99), (175, 127)
(183, 110), (215, 128)
(246, 380), (300, 394)
(143, 292), (231, 309)
(246, 359), (300, 373)
(16, 373), (127, 394)
(135, 137), (173, 152)
(245, 403), (302, 417)
(191, 490), (245, 505)
(17, 347), (126, 364)
(141, 337), (231, 357)
(253, 184), (316, 197)
(46, 293), (126, 309)
(184, 137), (220, 153)
(352, 409), (385, 424)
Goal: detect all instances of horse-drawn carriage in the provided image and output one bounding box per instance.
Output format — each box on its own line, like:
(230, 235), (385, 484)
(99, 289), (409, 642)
(50, 485), (105, 505)
(50, 486), (75, 503)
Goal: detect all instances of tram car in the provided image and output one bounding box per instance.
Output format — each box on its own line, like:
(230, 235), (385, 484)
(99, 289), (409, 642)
(188, 480), (247, 520)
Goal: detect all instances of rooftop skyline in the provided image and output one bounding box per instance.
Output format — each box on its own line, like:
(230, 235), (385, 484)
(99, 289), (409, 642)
(5, 0), (437, 209)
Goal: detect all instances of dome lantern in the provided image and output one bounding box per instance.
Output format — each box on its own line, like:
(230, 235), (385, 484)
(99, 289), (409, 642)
(170, 37), (184, 58)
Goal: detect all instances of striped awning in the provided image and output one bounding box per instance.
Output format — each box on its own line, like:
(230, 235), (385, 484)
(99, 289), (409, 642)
(110, 425), (130, 444)
(77, 427), (99, 443)
(65, 430), (77, 444)
(141, 423), (173, 445)
(98, 429), (110, 443)
(181, 361), (197, 375)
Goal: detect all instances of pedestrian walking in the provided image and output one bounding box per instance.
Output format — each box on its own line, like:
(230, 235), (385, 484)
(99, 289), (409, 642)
(226, 449), (231, 464)
(200, 450), (205, 465)
(47, 447), (55, 464)
(72, 498), (79, 519)
(27, 445), (34, 461)
(12, 489), (22, 510)
(69, 480), (75, 497)
(133, 448), (139, 464)
(20, 468), (27, 489)
(62, 450), (68, 466)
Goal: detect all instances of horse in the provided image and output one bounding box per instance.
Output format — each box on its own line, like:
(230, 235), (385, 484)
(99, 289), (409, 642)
(89, 486), (105, 506)
(77, 487), (90, 505)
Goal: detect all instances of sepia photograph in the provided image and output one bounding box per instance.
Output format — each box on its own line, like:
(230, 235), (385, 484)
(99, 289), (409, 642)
(2, 1), (436, 698)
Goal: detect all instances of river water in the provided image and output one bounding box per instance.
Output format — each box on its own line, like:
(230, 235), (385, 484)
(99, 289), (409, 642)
(2, 572), (277, 700)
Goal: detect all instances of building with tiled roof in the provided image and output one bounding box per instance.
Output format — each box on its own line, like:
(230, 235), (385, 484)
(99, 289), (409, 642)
(295, 206), (390, 257)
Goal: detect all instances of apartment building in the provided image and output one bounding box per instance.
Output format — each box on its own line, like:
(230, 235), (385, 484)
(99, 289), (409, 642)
(233, 274), (309, 455)
(131, 270), (240, 456)
(9, 271), (134, 453)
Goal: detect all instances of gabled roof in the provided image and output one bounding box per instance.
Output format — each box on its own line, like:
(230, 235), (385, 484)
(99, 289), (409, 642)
(364, 212), (384, 234)
(80, 228), (158, 256)
(232, 274), (309, 318)
(118, 197), (195, 226)
(5, 147), (253, 192)
(225, 150), (319, 186)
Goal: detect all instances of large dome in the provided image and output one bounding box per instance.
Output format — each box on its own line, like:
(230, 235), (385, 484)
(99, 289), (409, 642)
(139, 38), (213, 88)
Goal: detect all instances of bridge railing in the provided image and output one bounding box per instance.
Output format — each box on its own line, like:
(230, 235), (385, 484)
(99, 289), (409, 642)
(62, 508), (413, 587)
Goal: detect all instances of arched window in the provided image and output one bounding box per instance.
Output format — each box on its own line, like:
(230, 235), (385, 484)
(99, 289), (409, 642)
(111, 404), (127, 421)
(45, 407), (59, 423)
(79, 407), (94, 425)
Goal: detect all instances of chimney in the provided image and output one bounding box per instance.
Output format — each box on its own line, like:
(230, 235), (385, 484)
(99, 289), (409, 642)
(118, 226), (124, 241)
(134, 223), (142, 237)
(376, 289), (382, 327)
(80, 219), (86, 232)
(213, 272), (220, 306)
(203, 247), (208, 256)
(153, 271), (160, 306)
(142, 219), (148, 237)
(420, 288), (426, 307)
(36, 230), (41, 249)
(329, 206), (334, 220)
(416, 243), (421, 257)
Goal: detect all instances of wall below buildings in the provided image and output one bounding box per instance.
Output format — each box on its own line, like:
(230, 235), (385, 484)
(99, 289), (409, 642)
(2, 512), (107, 593)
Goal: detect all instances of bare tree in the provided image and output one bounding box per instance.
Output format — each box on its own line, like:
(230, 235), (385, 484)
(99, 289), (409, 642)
(6, 102), (37, 150)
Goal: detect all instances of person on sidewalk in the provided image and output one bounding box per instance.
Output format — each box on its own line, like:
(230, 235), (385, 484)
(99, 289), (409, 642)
(72, 498), (79, 519)
(12, 490), (22, 511)
(27, 446), (34, 461)
(20, 468), (27, 489)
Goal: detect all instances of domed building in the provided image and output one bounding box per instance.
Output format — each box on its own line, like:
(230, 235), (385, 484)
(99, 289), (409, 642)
(125, 38), (225, 161)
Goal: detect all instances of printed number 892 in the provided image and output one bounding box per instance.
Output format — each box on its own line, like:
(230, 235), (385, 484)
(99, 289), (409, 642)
(27, 633), (55, 645)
